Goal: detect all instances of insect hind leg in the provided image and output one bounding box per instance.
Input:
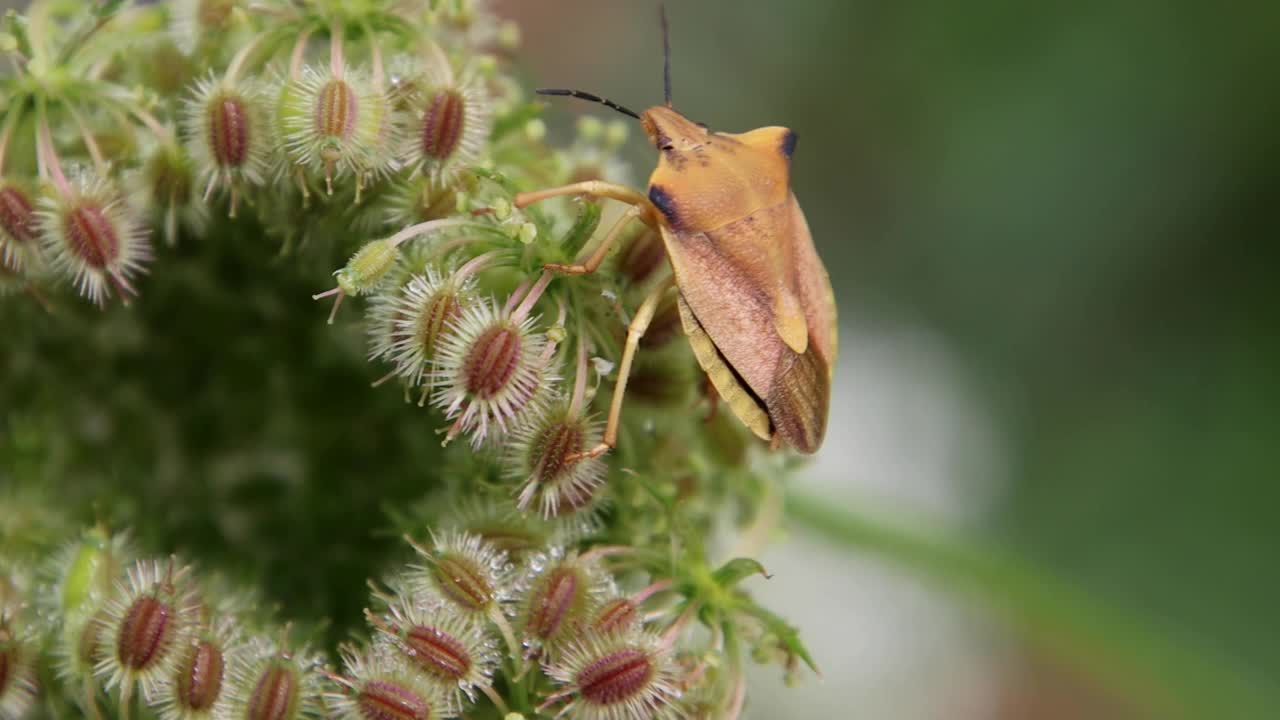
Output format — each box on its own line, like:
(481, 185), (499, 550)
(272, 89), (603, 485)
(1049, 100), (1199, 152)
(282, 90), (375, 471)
(567, 275), (676, 461)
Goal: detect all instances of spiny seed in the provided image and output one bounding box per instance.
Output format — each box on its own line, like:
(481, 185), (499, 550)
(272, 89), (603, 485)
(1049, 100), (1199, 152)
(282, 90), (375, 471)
(420, 90), (465, 161)
(117, 595), (172, 670)
(208, 95), (250, 167)
(528, 567), (580, 640)
(176, 639), (224, 711)
(464, 325), (522, 399)
(619, 231), (665, 286)
(357, 679), (432, 720)
(66, 203), (119, 269)
(416, 291), (460, 358)
(403, 625), (471, 681)
(593, 599), (639, 635)
(531, 420), (583, 484)
(316, 79), (358, 139)
(577, 648), (654, 706)
(0, 186), (35, 245)
(246, 664), (299, 720)
(430, 555), (493, 612)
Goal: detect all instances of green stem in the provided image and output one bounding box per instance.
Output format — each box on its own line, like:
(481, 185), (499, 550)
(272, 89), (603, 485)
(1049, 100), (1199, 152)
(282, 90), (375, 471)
(786, 490), (1279, 719)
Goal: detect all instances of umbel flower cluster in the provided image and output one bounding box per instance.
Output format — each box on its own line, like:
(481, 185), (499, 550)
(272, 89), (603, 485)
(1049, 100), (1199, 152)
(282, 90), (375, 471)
(0, 1), (815, 719)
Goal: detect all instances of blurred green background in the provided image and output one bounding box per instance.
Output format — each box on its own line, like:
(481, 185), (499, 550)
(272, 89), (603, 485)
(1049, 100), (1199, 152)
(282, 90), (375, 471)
(500, 1), (1279, 717)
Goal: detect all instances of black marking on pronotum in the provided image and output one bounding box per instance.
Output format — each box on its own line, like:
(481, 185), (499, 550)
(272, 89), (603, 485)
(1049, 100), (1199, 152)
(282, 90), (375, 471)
(647, 185), (679, 224)
(781, 130), (798, 158)
(535, 89), (640, 120)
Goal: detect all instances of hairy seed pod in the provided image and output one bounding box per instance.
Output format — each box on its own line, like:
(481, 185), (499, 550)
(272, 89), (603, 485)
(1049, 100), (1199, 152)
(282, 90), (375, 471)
(208, 95), (251, 168)
(592, 598), (639, 636)
(577, 648), (654, 705)
(409, 532), (512, 620)
(223, 639), (324, 720)
(432, 300), (551, 446)
(328, 644), (454, 720)
(430, 555), (492, 614)
(371, 587), (498, 699)
(420, 90), (464, 162)
(508, 404), (606, 519)
(247, 663), (298, 720)
(95, 559), (200, 701)
(548, 631), (680, 720)
(357, 680), (431, 720)
(175, 638), (225, 711)
(117, 595), (173, 671)
(0, 184), (37, 270)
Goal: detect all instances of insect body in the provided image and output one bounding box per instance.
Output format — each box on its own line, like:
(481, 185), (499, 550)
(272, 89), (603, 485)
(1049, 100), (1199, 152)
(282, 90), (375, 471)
(515, 12), (836, 455)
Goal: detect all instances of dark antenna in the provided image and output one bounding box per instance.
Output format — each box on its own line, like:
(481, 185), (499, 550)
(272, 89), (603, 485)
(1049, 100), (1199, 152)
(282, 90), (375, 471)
(661, 5), (672, 107)
(535, 88), (641, 120)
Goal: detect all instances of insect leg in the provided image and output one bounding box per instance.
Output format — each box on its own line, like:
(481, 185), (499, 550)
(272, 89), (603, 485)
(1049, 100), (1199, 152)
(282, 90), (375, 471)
(514, 181), (657, 227)
(545, 204), (646, 275)
(568, 275), (677, 461)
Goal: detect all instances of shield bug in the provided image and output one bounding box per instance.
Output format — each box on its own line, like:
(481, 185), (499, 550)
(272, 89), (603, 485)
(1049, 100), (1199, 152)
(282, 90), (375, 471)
(515, 8), (836, 455)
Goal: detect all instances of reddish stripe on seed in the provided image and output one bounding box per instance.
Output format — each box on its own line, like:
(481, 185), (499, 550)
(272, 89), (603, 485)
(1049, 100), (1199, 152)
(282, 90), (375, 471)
(209, 96), (250, 167)
(577, 648), (654, 705)
(116, 596), (171, 670)
(421, 90), (465, 161)
(65, 203), (120, 269)
(464, 325), (522, 399)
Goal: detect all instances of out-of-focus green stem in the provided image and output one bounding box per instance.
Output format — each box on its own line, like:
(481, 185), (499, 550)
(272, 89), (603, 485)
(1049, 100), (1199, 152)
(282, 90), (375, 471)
(786, 490), (1279, 720)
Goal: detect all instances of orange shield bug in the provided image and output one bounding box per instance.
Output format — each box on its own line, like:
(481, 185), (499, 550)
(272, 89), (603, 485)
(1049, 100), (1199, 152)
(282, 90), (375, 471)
(515, 8), (837, 455)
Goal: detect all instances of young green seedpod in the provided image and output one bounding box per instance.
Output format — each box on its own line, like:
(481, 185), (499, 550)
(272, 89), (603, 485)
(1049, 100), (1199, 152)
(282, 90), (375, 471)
(313, 239), (401, 324)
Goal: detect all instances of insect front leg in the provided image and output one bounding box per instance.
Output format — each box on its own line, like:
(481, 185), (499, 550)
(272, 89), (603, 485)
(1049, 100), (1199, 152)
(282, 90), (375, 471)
(568, 276), (677, 461)
(516, 181), (659, 277)
(545, 203), (647, 275)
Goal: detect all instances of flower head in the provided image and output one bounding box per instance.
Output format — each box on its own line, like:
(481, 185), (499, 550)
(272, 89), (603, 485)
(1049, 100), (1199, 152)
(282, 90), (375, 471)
(36, 174), (152, 305)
